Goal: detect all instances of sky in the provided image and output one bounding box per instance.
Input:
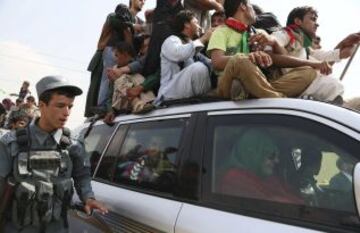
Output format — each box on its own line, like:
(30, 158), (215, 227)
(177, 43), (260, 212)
(0, 0), (359, 128)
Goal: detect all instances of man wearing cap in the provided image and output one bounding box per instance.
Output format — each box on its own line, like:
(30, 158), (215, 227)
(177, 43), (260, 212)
(0, 76), (108, 233)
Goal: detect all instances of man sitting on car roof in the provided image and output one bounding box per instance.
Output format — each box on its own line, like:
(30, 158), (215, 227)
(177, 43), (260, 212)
(272, 6), (360, 104)
(207, 0), (317, 100)
(155, 10), (214, 104)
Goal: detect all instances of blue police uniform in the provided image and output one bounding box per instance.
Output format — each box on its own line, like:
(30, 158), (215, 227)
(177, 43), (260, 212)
(0, 120), (94, 233)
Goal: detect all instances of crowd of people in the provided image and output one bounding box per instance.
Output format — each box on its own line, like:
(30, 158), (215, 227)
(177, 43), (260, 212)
(0, 81), (40, 135)
(84, 0), (360, 124)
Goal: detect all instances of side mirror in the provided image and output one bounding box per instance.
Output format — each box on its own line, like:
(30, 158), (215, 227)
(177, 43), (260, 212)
(353, 163), (360, 214)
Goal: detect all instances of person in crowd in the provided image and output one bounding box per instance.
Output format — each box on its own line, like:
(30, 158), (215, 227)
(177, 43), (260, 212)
(220, 129), (303, 204)
(272, 6), (360, 104)
(15, 98), (23, 108)
(155, 10), (213, 104)
(184, 0), (224, 30)
(330, 157), (354, 192)
(85, 3), (135, 117)
(0, 76), (108, 233)
(207, 0), (317, 100)
(108, 33), (151, 79)
(328, 157), (356, 212)
(141, 0), (184, 77)
(143, 8), (155, 34)
(297, 146), (323, 206)
(18, 81), (31, 100)
(22, 95), (40, 119)
(129, 0), (146, 34)
(211, 11), (226, 27)
(104, 42), (155, 124)
(0, 103), (6, 130)
(0, 104), (9, 138)
(6, 109), (31, 130)
(1, 98), (13, 112)
(108, 33), (158, 108)
(312, 36), (321, 50)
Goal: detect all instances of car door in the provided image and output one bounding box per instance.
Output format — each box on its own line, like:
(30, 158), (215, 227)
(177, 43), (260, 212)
(69, 123), (118, 233)
(90, 114), (193, 233)
(175, 109), (360, 233)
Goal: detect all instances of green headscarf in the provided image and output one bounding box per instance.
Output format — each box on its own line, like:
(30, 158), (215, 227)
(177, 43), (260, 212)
(225, 129), (279, 178)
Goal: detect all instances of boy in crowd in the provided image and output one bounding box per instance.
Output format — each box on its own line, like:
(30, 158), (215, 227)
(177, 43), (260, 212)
(6, 109), (30, 130)
(211, 11), (226, 27)
(104, 41), (155, 124)
(22, 95), (40, 119)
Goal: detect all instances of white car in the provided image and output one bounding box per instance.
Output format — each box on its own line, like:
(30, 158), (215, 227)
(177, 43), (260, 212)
(69, 98), (360, 233)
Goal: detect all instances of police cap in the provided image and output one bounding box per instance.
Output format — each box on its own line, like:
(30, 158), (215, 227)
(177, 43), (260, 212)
(36, 76), (83, 98)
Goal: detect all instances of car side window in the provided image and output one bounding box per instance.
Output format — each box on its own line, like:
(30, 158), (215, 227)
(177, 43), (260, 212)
(80, 124), (117, 175)
(96, 118), (187, 194)
(204, 114), (360, 229)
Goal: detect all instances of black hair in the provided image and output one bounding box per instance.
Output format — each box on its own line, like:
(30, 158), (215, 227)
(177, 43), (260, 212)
(0, 103), (5, 115)
(252, 4), (264, 15)
(26, 95), (35, 102)
(211, 11), (226, 20)
(8, 109), (30, 125)
(224, 0), (248, 18)
(286, 6), (317, 26)
(114, 41), (136, 57)
(173, 10), (196, 34)
(39, 87), (76, 105)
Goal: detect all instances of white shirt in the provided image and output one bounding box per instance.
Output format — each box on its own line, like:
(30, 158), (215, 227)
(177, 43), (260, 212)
(157, 35), (204, 99)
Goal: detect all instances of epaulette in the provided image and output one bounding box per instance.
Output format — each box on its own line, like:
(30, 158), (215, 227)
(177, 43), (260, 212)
(0, 131), (16, 145)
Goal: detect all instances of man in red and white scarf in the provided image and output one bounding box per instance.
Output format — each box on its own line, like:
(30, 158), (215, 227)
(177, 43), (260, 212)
(272, 6), (360, 104)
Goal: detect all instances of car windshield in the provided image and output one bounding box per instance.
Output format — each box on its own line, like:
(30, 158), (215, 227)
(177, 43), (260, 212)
(0, 0), (359, 128)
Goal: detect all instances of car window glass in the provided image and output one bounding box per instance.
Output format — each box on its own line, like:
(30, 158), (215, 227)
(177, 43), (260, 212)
(208, 115), (359, 214)
(96, 118), (187, 194)
(81, 124), (116, 175)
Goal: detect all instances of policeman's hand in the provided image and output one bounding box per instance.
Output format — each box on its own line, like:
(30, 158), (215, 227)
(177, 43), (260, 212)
(248, 51), (273, 68)
(313, 61), (332, 75)
(127, 85), (144, 98)
(84, 198), (108, 215)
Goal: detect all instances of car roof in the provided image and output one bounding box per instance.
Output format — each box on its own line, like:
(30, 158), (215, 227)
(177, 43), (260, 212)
(85, 98), (360, 132)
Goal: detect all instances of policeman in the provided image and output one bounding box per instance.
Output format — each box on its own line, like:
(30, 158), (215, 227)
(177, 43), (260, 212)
(0, 76), (108, 233)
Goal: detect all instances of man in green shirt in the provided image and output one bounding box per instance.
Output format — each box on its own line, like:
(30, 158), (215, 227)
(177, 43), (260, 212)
(207, 0), (317, 100)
